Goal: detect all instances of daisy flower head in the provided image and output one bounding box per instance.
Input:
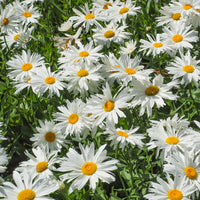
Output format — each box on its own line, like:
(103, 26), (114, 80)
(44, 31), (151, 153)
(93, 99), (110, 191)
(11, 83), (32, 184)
(6, 49), (45, 81)
(18, 146), (60, 180)
(62, 62), (104, 96)
(30, 119), (67, 152)
(129, 74), (178, 117)
(156, 4), (186, 27)
(103, 120), (145, 150)
(139, 34), (172, 57)
(161, 22), (198, 53)
(111, 0), (141, 23)
(30, 65), (66, 98)
(0, 148), (8, 173)
(0, 4), (18, 33)
(109, 54), (153, 85)
(164, 150), (200, 190)
(53, 98), (92, 138)
(3, 170), (59, 200)
(147, 116), (197, 161)
(144, 173), (197, 200)
(69, 3), (106, 33)
(87, 82), (131, 126)
(58, 19), (72, 32)
(166, 51), (200, 87)
(15, 2), (41, 25)
(120, 39), (137, 55)
(60, 40), (103, 65)
(92, 21), (131, 48)
(13, 75), (32, 94)
(58, 142), (118, 193)
(54, 27), (82, 50)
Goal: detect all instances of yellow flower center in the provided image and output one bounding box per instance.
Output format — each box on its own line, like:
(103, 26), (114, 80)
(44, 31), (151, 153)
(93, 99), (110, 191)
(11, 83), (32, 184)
(3, 17), (9, 25)
(119, 7), (129, 15)
(196, 9), (200, 12)
(77, 69), (89, 77)
(125, 68), (136, 75)
(17, 189), (36, 200)
(23, 12), (32, 18)
(167, 189), (183, 200)
(68, 113), (79, 124)
(36, 161), (48, 173)
(45, 76), (55, 84)
(14, 34), (20, 40)
(45, 132), (56, 142)
(172, 34), (183, 43)
(117, 130), (129, 137)
(79, 51), (89, 57)
(104, 30), (115, 38)
(165, 136), (179, 145)
(153, 42), (163, 48)
(27, 78), (31, 84)
(21, 63), (33, 71)
(104, 100), (115, 112)
(183, 4), (192, 10)
(84, 14), (95, 19)
(184, 166), (197, 179)
(183, 65), (194, 73)
(145, 86), (159, 96)
(81, 162), (97, 175)
(103, 3), (112, 9)
(172, 13), (181, 20)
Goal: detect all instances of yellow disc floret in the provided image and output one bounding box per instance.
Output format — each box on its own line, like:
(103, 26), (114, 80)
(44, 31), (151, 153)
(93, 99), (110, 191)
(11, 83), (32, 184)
(104, 100), (115, 112)
(23, 12), (32, 18)
(17, 189), (36, 200)
(104, 30), (115, 38)
(145, 86), (159, 96)
(21, 63), (33, 71)
(119, 7), (129, 15)
(45, 132), (56, 142)
(81, 162), (97, 175)
(167, 189), (183, 200)
(184, 166), (197, 179)
(165, 136), (179, 145)
(68, 113), (79, 124)
(125, 68), (136, 74)
(103, 3), (112, 9)
(183, 4), (192, 10)
(172, 13), (181, 20)
(79, 51), (89, 57)
(36, 161), (48, 173)
(77, 69), (89, 77)
(45, 76), (55, 84)
(14, 34), (20, 40)
(3, 17), (9, 25)
(183, 65), (194, 73)
(117, 130), (129, 137)
(153, 43), (163, 48)
(84, 14), (95, 19)
(172, 34), (183, 43)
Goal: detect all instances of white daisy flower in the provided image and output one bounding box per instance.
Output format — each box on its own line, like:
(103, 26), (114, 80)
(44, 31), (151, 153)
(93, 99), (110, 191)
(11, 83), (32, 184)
(69, 3), (106, 33)
(111, 0), (141, 23)
(161, 22), (198, 53)
(30, 65), (66, 98)
(109, 54), (153, 85)
(58, 19), (72, 32)
(18, 146), (60, 180)
(87, 82), (131, 126)
(156, 4), (186, 27)
(30, 120), (67, 152)
(147, 115), (197, 161)
(58, 143), (118, 193)
(6, 50), (45, 81)
(129, 74), (178, 117)
(93, 21), (131, 48)
(3, 170), (59, 200)
(166, 51), (200, 87)
(53, 98), (92, 138)
(103, 120), (144, 150)
(13, 76), (32, 94)
(62, 62), (104, 96)
(144, 173), (197, 200)
(0, 148), (8, 173)
(59, 40), (103, 65)
(139, 34), (172, 57)
(164, 150), (200, 190)
(120, 39), (137, 55)
(15, 2), (41, 25)
(189, 8), (200, 27)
